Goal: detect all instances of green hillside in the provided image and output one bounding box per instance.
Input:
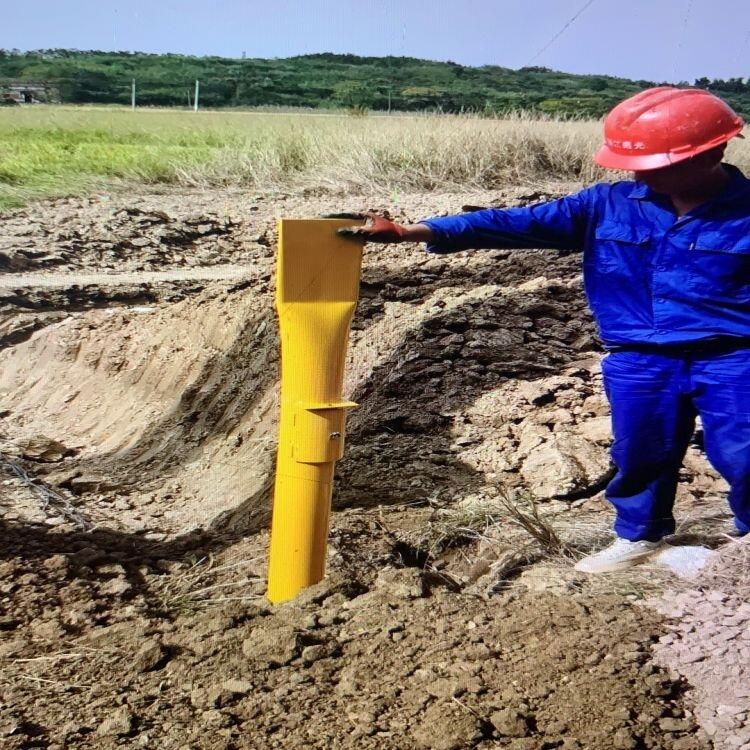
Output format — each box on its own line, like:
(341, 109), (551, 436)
(2, 49), (750, 118)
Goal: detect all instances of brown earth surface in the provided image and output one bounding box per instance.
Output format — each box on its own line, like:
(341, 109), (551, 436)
(0, 185), (742, 749)
(0, 523), (705, 750)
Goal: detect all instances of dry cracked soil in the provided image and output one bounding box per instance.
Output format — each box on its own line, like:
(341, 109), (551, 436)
(0, 184), (746, 749)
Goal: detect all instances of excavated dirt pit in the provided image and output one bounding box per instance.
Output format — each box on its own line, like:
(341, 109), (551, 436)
(0, 185), (743, 749)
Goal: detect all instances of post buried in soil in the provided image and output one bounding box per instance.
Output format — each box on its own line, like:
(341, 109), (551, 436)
(266, 218), (364, 604)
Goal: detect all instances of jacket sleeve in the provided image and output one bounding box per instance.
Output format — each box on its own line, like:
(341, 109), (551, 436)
(421, 187), (597, 254)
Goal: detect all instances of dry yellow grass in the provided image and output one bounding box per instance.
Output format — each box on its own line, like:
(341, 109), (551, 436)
(2, 105), (749, 208)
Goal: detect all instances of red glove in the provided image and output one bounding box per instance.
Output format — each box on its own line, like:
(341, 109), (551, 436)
(325, 212), (407, 243)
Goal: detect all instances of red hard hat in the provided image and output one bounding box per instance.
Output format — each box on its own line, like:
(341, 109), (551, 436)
(595, 87), (745, 171)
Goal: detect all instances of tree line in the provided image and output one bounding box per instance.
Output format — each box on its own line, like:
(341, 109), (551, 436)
(2, 49), (749, 118)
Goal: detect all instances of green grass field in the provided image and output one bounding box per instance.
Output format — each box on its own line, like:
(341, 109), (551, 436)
(2, 106), (749, 209)
(0, 107), (254, 208)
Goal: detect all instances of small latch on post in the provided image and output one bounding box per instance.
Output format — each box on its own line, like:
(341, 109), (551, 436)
(291, 401), (358, 463)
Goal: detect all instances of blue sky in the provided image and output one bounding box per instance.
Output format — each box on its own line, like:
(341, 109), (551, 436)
(3, 0), (750, 82)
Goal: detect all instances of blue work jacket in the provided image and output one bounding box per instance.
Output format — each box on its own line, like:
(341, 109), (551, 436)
(422, 164), (750, 349)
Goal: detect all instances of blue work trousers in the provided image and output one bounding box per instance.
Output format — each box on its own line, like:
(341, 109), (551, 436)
(602, 349), (750, 541)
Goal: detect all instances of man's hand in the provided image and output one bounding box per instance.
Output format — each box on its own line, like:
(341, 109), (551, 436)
(325, 212), (435, 245)
(325, 211), (407, 243)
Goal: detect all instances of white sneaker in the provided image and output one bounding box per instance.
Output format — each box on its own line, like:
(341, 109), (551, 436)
(574, 538), (662, 574)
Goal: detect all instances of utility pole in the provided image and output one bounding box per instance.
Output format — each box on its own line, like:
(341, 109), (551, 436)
(194, 79), (200, 112)
(387, 85), (392, 115)
(131, 78), (136, 110)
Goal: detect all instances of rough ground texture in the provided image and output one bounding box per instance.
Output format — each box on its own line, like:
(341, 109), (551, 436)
(0, 185), (741, 748)
(649, 539), (750, 750)
(0, 201), (245, 272)
(0, 522), (707, 750)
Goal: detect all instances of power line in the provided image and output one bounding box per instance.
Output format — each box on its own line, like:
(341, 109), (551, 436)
(732, 27), (750, 77)
(673, 0), (694, 82)
(524, 0), (598, 68)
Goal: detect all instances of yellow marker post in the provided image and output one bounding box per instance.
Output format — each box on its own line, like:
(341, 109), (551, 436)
(266, 218), (364, 604)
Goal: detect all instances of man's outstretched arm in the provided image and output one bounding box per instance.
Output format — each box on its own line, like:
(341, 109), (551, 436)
(334, 189), (596, 252)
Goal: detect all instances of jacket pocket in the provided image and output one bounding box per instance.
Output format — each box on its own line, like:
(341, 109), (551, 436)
(591, 222), (651, 273)
(689, 235), (750, 299)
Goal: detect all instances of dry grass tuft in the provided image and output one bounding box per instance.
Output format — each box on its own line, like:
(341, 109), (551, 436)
(495, 490), (570, 556)
(155, 555), (265, 612)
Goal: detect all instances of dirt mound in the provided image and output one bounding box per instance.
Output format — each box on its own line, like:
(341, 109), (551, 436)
(338, 272), (607, 508)
(0, 275), (279, 533)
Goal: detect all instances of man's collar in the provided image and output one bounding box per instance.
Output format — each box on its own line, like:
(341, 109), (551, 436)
(626, 182), (651, 200)
(627, 163), (750, 204)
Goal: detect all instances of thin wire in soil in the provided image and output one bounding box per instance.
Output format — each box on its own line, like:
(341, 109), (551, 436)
(0, 454), (90, 530)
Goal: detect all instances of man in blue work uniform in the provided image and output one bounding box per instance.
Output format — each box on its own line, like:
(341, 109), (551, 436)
(340, 87), (750, 573)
